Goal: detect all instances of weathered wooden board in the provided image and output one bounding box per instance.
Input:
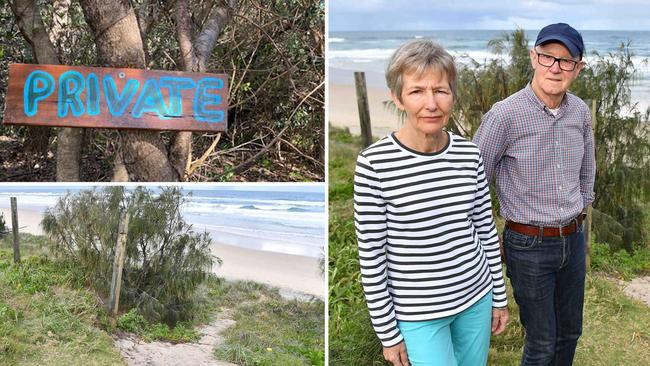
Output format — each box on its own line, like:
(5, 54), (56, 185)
(3, 63), (228, 132)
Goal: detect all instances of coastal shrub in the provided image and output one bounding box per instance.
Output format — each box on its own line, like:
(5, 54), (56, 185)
(116, 308), (148, 333)
(590, 241), (650, 279)
(41, 186), (217, 325)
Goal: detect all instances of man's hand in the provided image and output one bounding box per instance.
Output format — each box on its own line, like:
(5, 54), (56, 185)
(492, 307), (509, 335)
(383, 341), (410, 366)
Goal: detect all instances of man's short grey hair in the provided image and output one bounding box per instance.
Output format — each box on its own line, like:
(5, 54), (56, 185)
(386, 39), (457, 102)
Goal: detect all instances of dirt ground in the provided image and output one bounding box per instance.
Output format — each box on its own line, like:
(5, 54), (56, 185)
(616, 276), (650, 307)
(114, 310), (237, 366)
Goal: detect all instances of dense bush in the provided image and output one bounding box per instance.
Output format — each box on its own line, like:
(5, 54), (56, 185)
(41, 186), (216, 324)
(0, 0), (324, 181)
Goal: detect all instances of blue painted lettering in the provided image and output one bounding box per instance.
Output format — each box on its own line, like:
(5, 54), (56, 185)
(87, 73), (100, 116)
(103, 75), (139, 116)
(58, 70), (85, 118)
(132, 79), (169, 118)
(193, 78), (224, 123)
(159, 77), (195, 116)
(23, 70), (54, 117)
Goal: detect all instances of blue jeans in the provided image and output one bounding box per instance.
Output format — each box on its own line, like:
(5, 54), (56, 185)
(503, 224), (586, 366)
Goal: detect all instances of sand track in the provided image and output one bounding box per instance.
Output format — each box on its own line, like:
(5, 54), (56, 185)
(114, 310), (237, 366)
(616, 276), (650, 307)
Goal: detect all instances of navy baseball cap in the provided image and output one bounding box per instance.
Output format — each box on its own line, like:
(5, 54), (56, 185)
(535, 23), (584, 58)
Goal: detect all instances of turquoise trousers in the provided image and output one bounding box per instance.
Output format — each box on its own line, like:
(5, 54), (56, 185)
(397, 292), (493, 366)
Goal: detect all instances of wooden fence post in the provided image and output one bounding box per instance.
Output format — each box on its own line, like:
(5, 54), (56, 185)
(109, 210), (130, 316)
(354, 71), (373, 148)
(10, 197), (20, 264)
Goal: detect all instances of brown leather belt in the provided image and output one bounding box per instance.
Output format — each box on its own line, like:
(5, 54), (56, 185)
(507, 214), (585, 237)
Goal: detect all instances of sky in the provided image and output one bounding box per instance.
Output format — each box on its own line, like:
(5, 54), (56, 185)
(329, 0), (650, 31)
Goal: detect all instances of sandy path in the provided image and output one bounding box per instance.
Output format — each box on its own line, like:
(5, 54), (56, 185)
(616, 276), (650, 307)
(114, 310), (237, 366)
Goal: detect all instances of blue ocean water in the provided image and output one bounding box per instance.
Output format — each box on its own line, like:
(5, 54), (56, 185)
(329, 30), (650, 111)
(0, 185), (326, 258)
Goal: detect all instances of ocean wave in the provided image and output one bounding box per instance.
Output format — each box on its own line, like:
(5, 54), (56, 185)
(328, 48), (396, 61)
(189, 196), (324, 207)
(194, 224), (324, 245)
(182, 204), (324, 223)
(329, 37), (345, 43)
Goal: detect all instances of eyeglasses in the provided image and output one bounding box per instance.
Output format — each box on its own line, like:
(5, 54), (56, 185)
(535, 52), (580, 71)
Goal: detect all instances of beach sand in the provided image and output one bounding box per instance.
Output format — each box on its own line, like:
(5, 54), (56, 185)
(328, 79), (400, 138)
(0, 207), (324, 298)
(0, 207), (45, 235)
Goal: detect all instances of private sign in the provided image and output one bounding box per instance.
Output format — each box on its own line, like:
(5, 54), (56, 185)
(2, 63), (228, 132)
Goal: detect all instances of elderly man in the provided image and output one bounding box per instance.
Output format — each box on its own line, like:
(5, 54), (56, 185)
(473, 23), (595, 366)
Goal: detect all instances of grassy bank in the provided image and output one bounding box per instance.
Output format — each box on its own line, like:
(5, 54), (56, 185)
(1, 234), (324, 366)
(328, 126), (650, 365)
(211, 281), (325, 366)
(0, 246), (124, 366)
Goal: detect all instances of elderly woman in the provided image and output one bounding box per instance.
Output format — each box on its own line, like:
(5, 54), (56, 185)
(354, 40), (509, 366)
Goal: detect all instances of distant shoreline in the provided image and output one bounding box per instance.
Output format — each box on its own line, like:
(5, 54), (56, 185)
(328, 72), (400, 138)
(0, 206), (324, 298)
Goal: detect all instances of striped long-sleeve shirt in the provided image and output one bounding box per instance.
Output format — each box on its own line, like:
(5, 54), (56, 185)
(354, 131), (507, 347)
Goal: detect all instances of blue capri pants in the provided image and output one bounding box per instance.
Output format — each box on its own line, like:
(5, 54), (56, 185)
(397, 292), (493, 366)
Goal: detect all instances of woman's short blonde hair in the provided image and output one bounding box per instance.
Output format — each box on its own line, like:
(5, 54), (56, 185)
(386, 39), (457, 102)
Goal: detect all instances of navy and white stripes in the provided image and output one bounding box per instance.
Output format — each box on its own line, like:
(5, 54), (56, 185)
(354, 132), (507, 347)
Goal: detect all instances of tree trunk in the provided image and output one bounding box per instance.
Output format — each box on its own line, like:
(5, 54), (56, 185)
(79, 0), (179, 181)
(48, 0), (71, 53)
(173, 0), (236, 179)
(9, 0), (85, 181)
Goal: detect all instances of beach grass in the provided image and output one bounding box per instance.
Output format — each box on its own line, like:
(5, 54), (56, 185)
(0, 238), (124, 366)
(1, 234), (325, 365)
(328, 126), (650, 365)
(210, 279), (325, 366)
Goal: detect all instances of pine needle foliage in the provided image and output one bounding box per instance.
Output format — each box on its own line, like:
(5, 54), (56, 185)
(41, 186), (217, 324)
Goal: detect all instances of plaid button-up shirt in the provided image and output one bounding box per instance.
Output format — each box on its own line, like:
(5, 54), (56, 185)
(473, 84), (596, 226)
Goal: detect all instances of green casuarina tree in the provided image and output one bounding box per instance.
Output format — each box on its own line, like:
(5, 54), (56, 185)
(571, 44), (650, 249)
(41, 186), (217, 324)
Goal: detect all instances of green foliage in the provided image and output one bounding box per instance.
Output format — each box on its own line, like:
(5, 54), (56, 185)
(328, 128), (384, 365)
(0, 0), (324, 181)
(1, 256), (84, 294)
(0, 250), (123, 365)
(116, 308), (148, 333)
(41, 186), (217, 325)
(215, 298), (324, 366)
(590, 241), (650, 279)
(210, 279), (324, 366)
(0, 302), (23, 324)
(117, 308), (200, 343)
(144, 322), (199, 343)
(572, 46), (650, 249)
